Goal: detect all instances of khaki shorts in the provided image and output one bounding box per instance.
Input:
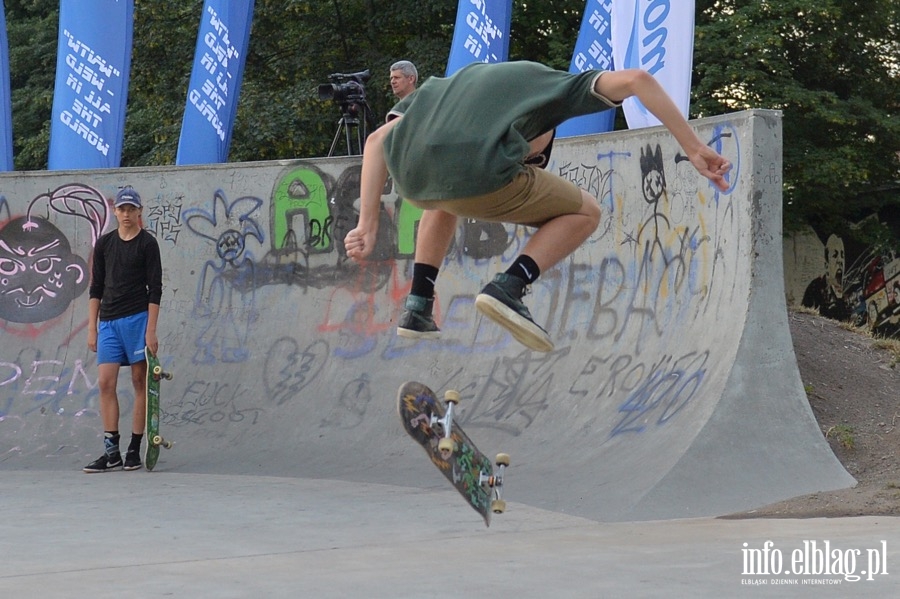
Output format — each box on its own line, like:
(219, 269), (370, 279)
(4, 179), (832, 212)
(404, 166), (584, 227)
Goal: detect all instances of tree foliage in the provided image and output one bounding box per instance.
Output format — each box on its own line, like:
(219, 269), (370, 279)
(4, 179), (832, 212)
(5, 0), (57, 169)
(127, 1), (201, 165)
(693, 0), (900, 232)
(3, 0), (898, 234)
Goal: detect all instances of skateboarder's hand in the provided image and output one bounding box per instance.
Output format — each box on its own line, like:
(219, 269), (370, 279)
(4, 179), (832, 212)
(344, 225), (377, 263)
(690, 146), (732, 192)
(87, 329), (97, 352)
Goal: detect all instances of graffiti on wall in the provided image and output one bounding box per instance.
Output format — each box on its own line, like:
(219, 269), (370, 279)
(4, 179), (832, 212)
(796, 211), (900, 338)
(0, 185), (108, 329)
(1, 126), (743, 462)
(184, 190), (264, 364)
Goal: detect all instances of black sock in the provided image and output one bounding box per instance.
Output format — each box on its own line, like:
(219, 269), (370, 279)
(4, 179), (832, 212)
(410, 263), (439, 298)
(128, 433), (143, 454)
(506, 255), (540, 284)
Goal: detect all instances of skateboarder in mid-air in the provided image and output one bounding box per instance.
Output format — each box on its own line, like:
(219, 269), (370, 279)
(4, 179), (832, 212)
(84, 187), (163, 473)
(344, 61), (731, 352)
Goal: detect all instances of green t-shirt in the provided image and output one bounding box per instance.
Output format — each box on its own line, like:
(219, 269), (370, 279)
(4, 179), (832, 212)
(383, 61), (619, 201)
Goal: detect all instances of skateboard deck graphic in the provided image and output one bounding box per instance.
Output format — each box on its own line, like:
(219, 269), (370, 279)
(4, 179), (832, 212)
(397, 381), (508, 527)
(144, 347), (173, 471)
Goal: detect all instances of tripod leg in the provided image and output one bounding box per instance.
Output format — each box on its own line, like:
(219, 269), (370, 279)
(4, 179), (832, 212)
(355, 125), (363, 156)
(328, 119), (345, 157)
(345, 123), (354, 156)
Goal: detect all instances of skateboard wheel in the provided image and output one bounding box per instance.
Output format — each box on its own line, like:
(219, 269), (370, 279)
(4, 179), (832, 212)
(438, 437), (455, 456)
(495, 453), (510, 467)
(491, 499), (507, 514)
(443, 390), (460, 405)
(153, 365), (163, 375)
(152, 435), (163, 446)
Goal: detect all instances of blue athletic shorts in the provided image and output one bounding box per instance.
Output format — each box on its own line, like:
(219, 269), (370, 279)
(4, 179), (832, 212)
(97, 311), (148, 365)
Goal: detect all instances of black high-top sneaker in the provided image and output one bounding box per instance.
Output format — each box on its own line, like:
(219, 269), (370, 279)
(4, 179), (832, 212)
(83, 434), (123, 473)
(123, 449), (143, 471)
(397, 294), (440, 339)
(475, 273), (553, 352)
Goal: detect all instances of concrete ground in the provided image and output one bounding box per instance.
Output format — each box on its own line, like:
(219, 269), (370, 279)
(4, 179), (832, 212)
(2, 470), (897, 598)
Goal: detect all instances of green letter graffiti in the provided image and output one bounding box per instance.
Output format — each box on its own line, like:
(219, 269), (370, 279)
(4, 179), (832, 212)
(272, 167), (331, 251)
(396, 198), (423, 257)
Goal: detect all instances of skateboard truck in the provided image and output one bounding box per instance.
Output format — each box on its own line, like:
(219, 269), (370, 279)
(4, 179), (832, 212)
(151, 434), (174, 450)
(482, 453), (509, 514)
(433, 390), (460, 459)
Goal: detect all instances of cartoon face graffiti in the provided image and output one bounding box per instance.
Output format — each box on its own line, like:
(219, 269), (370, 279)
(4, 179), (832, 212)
(640, 144), (666, 205)
(824, 234), (844, 298)
(216, 229), (246, 263)
(0, 216), (89, 323)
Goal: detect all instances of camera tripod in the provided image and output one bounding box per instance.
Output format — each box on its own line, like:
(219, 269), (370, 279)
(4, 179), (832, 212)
(327, 103), (371, 157)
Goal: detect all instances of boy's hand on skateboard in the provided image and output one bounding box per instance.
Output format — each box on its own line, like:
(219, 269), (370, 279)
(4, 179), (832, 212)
(145, 332), (159, 357)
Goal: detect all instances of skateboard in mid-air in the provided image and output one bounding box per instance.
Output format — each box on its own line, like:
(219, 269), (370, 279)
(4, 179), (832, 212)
(144, 346), (174, 471)
(397, 380), (509, 527)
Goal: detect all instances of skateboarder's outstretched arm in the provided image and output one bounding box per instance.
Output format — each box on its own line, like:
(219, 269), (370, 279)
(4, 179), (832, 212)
(345, 118), (401, 264)
(593, 69), (731, 192)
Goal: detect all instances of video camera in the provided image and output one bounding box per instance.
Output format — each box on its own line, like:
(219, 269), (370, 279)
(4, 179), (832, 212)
(317, 69), (376, 157)
(317, 70), (371, 107)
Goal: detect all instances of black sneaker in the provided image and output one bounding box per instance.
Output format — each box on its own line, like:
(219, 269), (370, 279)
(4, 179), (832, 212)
(83, 452), (123, 473)
(123, 450), (143, 471)
(475, 273), (554, 352)
(397, 295), (441, 339)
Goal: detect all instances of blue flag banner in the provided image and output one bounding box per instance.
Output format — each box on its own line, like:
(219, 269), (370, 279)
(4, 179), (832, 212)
(557, 0), (615, 138)
(612, 0), (695, 130)
(176, 0), (255, 165)
(445, 0), (512, 76)
(48, 0), (133, 170)
(0, 1), (13, 171)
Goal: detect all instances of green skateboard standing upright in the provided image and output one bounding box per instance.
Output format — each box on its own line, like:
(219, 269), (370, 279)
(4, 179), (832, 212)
(144, 346), (174, 471)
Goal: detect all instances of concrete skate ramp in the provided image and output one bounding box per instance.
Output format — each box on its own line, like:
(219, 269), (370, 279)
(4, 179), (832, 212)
(0, 109), (854, 521)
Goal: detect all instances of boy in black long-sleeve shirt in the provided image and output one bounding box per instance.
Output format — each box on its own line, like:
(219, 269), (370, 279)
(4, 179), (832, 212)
(83, 187), (163, 473)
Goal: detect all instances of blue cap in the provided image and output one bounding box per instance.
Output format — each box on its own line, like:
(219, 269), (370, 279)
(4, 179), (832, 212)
(115, 187), (142, 208)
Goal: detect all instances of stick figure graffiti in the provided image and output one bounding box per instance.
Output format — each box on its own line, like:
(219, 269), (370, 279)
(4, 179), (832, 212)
(183, 190), (263, 364)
